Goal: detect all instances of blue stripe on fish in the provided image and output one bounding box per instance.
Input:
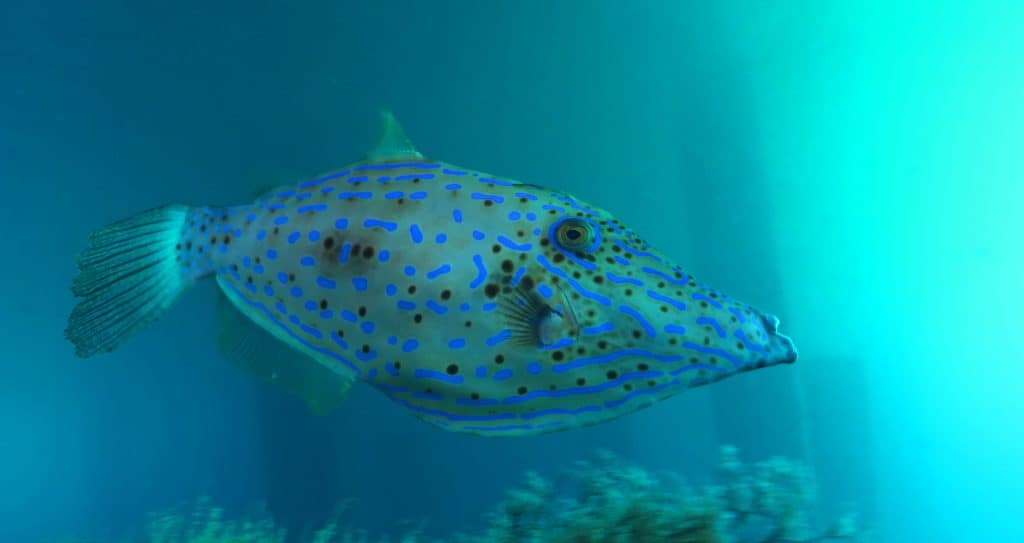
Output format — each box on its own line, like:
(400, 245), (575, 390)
(696, 316), (727, 338)
(647, 290), (686, 310)
(619, 305), (656, 337)
(363, 218), (397, 231)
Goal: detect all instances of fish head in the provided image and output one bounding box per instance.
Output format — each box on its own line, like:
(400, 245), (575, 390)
(478, 183), (797, 395)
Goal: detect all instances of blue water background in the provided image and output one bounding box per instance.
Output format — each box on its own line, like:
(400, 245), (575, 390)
(2, 1), (1022, 541)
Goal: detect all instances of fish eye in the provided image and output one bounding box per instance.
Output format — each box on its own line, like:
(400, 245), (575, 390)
(552, 218), (600, 253)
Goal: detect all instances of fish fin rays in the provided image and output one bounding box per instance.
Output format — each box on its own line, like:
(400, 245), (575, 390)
(65, 205), (198, 358)
(215, 286), (353, 415)
(365, 110), (424, 162)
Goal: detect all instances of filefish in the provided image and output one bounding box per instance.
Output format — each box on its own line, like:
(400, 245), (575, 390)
(66, 112), (797, 436)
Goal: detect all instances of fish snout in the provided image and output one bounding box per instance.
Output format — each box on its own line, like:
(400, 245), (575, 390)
(760, 313), (798, 365)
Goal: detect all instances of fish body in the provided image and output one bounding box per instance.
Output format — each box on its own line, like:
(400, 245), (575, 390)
(67, 113), (796, 436)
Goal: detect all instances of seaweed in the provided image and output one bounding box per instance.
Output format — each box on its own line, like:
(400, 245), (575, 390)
(54, 446), (861, 543)
(462, 446), (860, 543)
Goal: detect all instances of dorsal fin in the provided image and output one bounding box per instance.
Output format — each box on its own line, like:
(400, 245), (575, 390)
(366, 110), (423, 161)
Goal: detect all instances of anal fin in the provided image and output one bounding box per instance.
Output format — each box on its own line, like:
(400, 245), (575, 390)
(215, 290), (352, 415)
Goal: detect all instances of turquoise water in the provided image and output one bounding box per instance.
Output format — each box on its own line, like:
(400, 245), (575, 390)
(2, 1), (1022, 541)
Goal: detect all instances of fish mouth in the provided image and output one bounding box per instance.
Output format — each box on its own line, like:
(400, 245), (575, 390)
(760, 313), (798, 365)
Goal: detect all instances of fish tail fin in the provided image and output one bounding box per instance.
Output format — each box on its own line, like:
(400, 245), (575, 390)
(66, 204), (211, 358)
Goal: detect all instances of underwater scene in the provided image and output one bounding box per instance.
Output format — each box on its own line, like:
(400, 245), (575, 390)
(3, 1), (1022, 542)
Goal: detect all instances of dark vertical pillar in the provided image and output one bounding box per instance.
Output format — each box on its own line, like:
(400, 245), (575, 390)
(257, 391), (338, 535)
